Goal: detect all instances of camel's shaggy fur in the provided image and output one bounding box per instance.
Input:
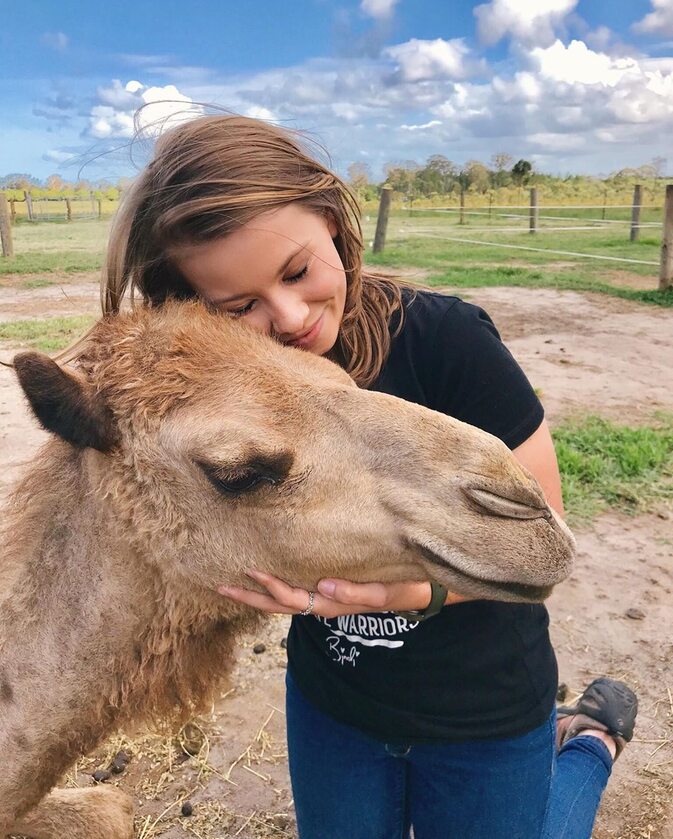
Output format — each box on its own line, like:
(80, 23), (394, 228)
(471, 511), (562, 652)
(0, 301), (575, 838)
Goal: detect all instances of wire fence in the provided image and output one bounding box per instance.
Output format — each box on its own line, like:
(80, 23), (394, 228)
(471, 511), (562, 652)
(403, 231), (660, 267)
(430, 207), (663, 230)
(4, 193), (119, 222)
(369, 185), (673, 291)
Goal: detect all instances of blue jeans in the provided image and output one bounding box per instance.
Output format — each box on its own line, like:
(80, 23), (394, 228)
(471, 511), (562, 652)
(286, 670), (613, 839)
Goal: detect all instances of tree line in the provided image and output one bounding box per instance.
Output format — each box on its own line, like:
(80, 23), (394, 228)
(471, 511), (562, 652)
(347, 155), (668, 204)
(1, 154), (667, 205)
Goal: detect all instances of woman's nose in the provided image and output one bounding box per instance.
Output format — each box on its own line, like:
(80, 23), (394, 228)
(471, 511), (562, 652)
(270, 294), (311, 338)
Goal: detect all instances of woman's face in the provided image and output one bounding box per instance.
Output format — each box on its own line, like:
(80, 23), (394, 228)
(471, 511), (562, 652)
(173, 203), (348, 356)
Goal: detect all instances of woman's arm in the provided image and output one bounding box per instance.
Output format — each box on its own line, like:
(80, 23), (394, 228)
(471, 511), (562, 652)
(511, 418), (564, 518)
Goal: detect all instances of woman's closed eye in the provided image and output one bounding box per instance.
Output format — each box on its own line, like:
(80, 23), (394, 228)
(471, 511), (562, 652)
(228, 265), (309, 318)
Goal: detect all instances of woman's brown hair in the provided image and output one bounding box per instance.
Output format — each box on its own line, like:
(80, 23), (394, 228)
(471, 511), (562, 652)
(103, 114), (409, 387)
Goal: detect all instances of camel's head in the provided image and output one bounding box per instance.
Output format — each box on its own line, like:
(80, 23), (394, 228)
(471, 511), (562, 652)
(13, 301), (575, 603)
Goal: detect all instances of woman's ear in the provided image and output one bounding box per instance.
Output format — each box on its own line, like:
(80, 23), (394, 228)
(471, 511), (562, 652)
(326, 212), (338, 239)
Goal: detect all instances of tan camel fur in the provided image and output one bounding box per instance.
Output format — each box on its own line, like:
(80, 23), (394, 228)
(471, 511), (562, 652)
(1, 301), (575, 838)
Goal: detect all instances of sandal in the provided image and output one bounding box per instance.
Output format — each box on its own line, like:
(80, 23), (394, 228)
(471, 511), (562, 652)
(556, 677), (638, 760)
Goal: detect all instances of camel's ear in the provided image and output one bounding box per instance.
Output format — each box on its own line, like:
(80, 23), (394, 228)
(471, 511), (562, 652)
(13, 352), (119, 452)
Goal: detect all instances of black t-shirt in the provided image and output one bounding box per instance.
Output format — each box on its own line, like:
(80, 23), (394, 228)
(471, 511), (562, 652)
(287, 289), (557, 743)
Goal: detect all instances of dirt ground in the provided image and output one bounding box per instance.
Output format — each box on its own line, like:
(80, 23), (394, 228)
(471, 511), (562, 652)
(0, 276), (671, 838)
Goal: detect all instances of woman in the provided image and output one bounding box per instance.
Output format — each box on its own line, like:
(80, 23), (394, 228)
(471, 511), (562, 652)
(103, 113), (637, 838)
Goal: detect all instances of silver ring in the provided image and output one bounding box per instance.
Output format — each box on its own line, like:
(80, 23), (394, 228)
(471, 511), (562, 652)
(299, 591), (315, 616)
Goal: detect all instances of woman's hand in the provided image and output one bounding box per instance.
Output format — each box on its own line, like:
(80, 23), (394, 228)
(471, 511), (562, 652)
(218, 570), (470, 618)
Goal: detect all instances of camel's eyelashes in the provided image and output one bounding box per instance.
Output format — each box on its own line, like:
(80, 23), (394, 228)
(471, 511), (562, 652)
(197, 452), (294, 497)
(209, 471), (274, 496)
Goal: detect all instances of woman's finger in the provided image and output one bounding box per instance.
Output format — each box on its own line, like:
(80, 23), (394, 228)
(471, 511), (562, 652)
(246, 570), (313, 610)
(217, 584), (297, 614)
(318, 579), (436, 612)
(317, 579), (390, 608)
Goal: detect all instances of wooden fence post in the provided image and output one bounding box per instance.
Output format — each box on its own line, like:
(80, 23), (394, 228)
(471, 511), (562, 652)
(529, 187), (538, 234)
(630, 184), (642, 242)
(24, 190), (34, 221)
(659, 184), (673, 292)
(0, 194), (14, 257)
(9, 198), (16, 222)
(372, 186), (393, 254)
(488, 192), (493, 221)
(65, 197), (72, 221)
(97, 199), (103, 219)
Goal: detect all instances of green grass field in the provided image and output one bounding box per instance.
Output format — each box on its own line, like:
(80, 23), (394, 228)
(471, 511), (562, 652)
(553, 414), (673, 524)
(361, 209), (672, 306)
(0, 316), (97, 351)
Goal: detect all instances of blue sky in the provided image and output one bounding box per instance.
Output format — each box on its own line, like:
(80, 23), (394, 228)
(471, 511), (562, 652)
(2, 0), (672, 181)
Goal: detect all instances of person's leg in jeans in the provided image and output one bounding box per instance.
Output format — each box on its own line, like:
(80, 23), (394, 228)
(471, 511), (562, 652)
(541, 736), (613, 839)
(285, 670), (412, 839)
(408, 714), (556, 839)
(542, 676), (637, 838)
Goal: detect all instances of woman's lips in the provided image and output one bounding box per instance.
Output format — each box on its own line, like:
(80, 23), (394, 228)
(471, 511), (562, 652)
(285, 312), (324, 349)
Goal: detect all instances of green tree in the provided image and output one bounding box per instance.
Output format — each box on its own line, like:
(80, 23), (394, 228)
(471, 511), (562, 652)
(383, 161), (420, 200)
(422, 154), (457, 195)
(0, 173), (37, 190)
(466, 160), (490, 193)
(490, 152), (513, 188)
(511, 159), (533, 187)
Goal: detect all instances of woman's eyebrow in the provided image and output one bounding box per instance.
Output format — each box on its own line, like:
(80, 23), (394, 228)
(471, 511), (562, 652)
(211, 241), (311, 305)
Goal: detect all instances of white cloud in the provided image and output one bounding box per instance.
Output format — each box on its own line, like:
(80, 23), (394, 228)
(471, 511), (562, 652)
(530, 39), (639, 85)
(244, 106), (276, 121)
(86, 81), (203, 139)
(424, 36), (673, 160)
(27, 32), (673, 180)
(492, 71), (543, 102)
(633, 0), (673, 37)
(585, 25), (614, 51)
(43, 149), (76, 163)
(400, 120), (442, 131)
(332, 101), (364, 121)
(360, 0), (399, 20)
(528, 132), (585, 151)
(384, 38), (473, 82)
(474, 0), (579, 46)
(40, 32), (69, 53)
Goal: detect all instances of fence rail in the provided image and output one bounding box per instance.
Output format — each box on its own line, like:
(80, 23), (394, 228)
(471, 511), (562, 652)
(4, 193), (118, 223)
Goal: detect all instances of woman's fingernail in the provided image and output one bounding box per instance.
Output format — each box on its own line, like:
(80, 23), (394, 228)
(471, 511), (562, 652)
(246, 569), (263, 579)
(318, 580), (336, 597)
(218, 586), (234, 596)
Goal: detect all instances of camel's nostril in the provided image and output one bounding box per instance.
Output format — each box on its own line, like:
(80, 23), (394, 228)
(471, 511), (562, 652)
(463, 486), (553, 521)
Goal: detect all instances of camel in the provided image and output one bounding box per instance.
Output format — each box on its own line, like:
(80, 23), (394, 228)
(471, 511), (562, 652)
(0, 300), (575, 838)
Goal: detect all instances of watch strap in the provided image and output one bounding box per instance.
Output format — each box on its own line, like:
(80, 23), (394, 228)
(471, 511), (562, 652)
(394, 581), (448, 622)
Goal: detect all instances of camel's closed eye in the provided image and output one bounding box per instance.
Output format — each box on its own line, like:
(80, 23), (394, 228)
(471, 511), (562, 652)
(197, 451), (294, 497)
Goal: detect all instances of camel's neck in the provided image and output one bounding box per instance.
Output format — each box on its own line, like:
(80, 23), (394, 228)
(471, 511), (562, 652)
(0, 443), (147, 817)
(0, 441), (255, 825)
